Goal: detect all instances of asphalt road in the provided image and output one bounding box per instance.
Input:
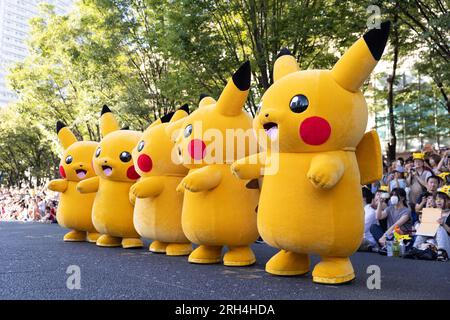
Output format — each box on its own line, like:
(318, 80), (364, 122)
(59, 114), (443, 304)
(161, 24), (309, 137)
(0, 222), (448, 300)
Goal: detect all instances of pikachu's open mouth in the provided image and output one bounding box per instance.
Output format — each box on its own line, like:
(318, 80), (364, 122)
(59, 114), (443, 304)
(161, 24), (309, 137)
(75, 169), (87, 179)
(263, 122), (278, 140)
(102, 165), (112, 176)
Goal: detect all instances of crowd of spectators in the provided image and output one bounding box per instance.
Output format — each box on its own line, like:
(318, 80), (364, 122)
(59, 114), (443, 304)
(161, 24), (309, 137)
(0, 186), (58, 223)
(360, 146), (450, 262)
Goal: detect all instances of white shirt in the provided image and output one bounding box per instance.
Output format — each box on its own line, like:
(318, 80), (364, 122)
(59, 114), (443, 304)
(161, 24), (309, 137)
(38, 200), (46, 215)
(364, 204), (378, 245)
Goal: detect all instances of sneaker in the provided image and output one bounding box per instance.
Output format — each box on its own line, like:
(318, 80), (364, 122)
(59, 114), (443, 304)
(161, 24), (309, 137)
(437, 249), (448, 262)
(378, 246), (387, 256)
(370, 246), (379, 253)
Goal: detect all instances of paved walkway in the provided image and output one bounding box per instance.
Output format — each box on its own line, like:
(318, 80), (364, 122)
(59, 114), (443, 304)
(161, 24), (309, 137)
(0, 222), (448, 299)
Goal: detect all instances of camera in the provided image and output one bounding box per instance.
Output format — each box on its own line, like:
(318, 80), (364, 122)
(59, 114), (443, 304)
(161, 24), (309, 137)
(381, 193), (390, 199)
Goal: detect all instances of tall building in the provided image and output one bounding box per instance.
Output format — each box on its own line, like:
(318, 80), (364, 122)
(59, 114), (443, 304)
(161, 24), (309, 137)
(0, 0), (73, 107)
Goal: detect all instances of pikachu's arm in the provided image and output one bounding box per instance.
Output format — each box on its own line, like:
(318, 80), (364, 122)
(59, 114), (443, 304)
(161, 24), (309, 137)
(77, 176), (100, 194)
(307, 152), (345, 189)
(47, 179), (68, 193)
(130, 177), (164, 199)
(177, 166), (222, 193)
(231, 152), (267, 180)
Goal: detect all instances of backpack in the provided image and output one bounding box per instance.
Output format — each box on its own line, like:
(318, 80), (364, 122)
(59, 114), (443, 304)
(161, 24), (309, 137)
(404, 247), (437, 261)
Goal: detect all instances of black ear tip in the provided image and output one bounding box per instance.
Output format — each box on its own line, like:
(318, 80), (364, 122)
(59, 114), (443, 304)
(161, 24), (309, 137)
(363, 20), (391, 61)
(179, 103), (190, 114)
(101, 105), (111, 115)
(241, 60), (250, 68)
(161, 111), (175, 123)
(277, 47), (292, 58)
(199, 93), (209, 102)
(232, 60), (251, 91)
(381, 20), (391, 32)
(56, 121), (66, 134)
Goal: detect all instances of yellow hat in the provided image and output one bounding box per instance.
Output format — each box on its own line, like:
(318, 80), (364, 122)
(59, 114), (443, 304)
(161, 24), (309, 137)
(378, 185), (389, 192)
(413, 152), (425, 160)
(438, 172), (449, 181)
(437, 185), (450, 198)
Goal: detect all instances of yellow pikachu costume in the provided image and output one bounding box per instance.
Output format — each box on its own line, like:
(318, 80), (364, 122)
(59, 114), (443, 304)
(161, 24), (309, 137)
(47, 122), (100, 242)
(77, 105), (143, 248)
(232, 23), (390, 283)
(175, 61), (259, 266)
(131, 105), (192, 256)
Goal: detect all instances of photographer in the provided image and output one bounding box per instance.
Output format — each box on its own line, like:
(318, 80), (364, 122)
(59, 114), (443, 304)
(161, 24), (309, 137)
(388, 166), (407, 192)
(359, 188), (377, 251)
(435, 149), (450, 174)
(370, 188), (413, 249)
(407, 153), (433, 208)
(428, 154), (442, 175)
(415, 175), (441, 216)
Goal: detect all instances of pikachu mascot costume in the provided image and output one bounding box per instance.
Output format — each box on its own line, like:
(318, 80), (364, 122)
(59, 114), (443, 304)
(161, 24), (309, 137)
(47, 122), (100, 242)
(175, 61), (259, 266)
(77, 105), (143, 248)
(232, 22), (390, 283)
(131, 105), (192, 255)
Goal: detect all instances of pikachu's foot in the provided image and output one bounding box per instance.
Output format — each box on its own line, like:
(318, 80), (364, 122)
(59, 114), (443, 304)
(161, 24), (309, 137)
(223, 246), (256, 267)
(265, 250), (310, 276)
(63, 230), (86, 242)
(86, 232), (101, 243)
(149, 240), (168, 253)
(312, 257), (355, 284)
(188, 245), (222, 264)
(122, 238), (143, 249)
(96, 235), (122, 247)
(166, 243), (193, 256)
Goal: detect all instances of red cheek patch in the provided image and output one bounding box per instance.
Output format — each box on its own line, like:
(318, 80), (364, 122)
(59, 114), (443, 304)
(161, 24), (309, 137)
(188, 139), (206, 160)
(59, 165), (66, 178)
(137, 154), (153, 172)
(299, 116), (331, 145)
(127, 165), (140, 180)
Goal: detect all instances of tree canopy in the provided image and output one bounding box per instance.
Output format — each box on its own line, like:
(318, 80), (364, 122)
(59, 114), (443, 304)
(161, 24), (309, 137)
(1, 0), (448, 186)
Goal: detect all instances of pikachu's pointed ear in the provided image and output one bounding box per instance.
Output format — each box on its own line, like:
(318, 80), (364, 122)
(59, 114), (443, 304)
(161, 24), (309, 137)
(148, 118), (162, 129)
(170, 104), (189, 122)
(160, 111), (175, 123)
(165, 118), (186, 141)
(56, 121), (78, 150)
(216, 61), (251, 116)
(331, 21), (390, 92)
(199, 94), (216, 108)
(100, 105), (120, 137)
(273, 48), (299, 82)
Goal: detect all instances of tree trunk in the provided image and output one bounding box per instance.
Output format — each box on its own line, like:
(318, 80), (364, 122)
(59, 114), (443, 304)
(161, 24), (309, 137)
(435, 81), (450, 114)
(387, 11), (399, 162)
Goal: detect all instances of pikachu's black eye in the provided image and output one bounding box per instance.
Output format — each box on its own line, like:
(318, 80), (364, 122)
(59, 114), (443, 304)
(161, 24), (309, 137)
(184, 124), (193, 138)
(289, 94), (309, 113)
(120, 151), (132, 162)
(137, 141), (145, 152)
(95, 147), (101, 158)
(65, 155), (73, 164)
